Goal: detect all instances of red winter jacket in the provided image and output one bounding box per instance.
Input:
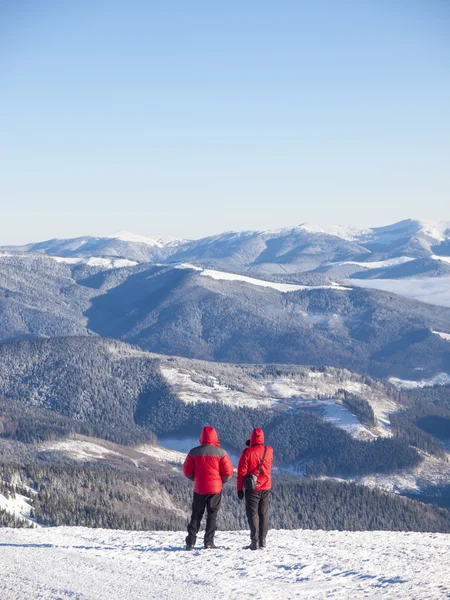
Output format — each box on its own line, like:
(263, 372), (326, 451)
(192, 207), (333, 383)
(237, 428), (273, 492)
(182, 426), (234, 495)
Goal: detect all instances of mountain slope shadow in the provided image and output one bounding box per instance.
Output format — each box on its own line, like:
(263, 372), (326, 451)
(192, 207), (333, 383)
(86, 266), (190, 339)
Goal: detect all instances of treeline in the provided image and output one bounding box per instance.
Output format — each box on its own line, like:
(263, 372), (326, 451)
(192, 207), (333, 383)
(2, 462), (450, 533)
(0, 479), (32, 528)
(265, 412), (421, 476)
(390, 411), (446, 458)
(389, 384), (450, 456)
(340, 391), (376, 428)
(0, 335), (446, 480)
(1, 463), (185, 531)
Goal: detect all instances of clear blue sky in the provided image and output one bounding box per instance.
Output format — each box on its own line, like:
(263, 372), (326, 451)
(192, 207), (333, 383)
(1, 0), (449, 243)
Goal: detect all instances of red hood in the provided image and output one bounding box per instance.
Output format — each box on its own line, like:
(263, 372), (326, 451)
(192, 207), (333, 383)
(199, 426), (220, 446)
(250, 427), (264, 446)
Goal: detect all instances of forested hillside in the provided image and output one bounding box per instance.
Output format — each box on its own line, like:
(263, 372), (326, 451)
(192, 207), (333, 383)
(1, 254), (450, 379)
(0, 336), (441, 479)
(2, 460), (450, 533)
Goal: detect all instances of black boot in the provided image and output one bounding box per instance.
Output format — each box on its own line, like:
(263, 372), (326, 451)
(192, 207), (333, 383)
(204, 542), (218, 549)
(246, 541), (258, 550)
(259, 539), (266, 548)
(185, 534), (196, 549)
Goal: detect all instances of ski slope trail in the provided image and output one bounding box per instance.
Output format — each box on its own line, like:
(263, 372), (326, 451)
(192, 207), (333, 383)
(1, 528), (449, 599)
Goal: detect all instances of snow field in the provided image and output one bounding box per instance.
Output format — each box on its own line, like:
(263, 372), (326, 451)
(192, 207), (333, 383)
(389, 373), (450, 390)
(160, 366), (394, 438)
(336, 257), (415, 269)
(174, 263), (350, 293)
(1, 527), (449, 599)
(433, 330), (450, 342)
(50, 256), (138, 269)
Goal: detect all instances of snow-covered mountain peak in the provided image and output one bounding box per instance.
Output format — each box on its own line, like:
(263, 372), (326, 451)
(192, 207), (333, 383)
(372, 219), (450, 242)
(100, 231), (165, 247)
(297, 222), (372, 240)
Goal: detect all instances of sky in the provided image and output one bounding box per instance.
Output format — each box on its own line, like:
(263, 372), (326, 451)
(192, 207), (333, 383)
(1, 0), (449, 244)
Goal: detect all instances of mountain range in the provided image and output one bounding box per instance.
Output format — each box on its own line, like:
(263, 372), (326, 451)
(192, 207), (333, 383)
(1, 218), (450, 531)
(5, 218), (450, 277)
(0, 252), (449, 379)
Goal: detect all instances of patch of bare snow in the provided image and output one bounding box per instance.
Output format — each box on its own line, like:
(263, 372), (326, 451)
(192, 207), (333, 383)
(161, 367), (396, 438)
(389, 373), (450, 389)
(160, 366), (273, 409)
(431, 255), (450, 264)
(297, 222), (372, 240)
(0, 489), (35, 525)
(39, 439), (120, 461)
(433, 330), (450, 341)
(49, 256), (138, 269)
(135, 444), (186, 464)
(336, 257), (415, 269)
(100, 231), (164, 247)
(174, 263), (350, 293)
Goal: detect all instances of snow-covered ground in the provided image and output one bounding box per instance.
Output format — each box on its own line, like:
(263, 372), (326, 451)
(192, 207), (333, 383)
(175, 263), (350, 293)
(351, 277), (450, 308)
(0, 490), (34, 524)
(135, 443), (186, 464)
(39, 439), (121, 461)
(433, 330), (450, 342)
(336, 257), (415, 269)
(160, 366), (395, 437)
(1, 527), (449, 599)
(389, 373), (450, 390)
(50, 256), (138, 269)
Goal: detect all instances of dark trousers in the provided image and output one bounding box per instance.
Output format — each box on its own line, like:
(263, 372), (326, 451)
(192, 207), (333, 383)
(245, 489), (270, 544)
(186, 492), (222, 546)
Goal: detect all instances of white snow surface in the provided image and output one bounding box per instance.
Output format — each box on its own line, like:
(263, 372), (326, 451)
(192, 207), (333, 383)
(336, 257), (415, 269)
(160, 367), (395, 438)
(99, 231), (164, 247)
(200, 268), (350, 292)
(1, 527), (450, 599)
(0, 490), (34, 524)
(431, 254), (450, 264)
(175, 263), (350, 293)
(298, 219), (450, 245)
(39, 439), (121, 461)
(50, 256), (138, 269)
(135, 443), (186, 464)
(389, 373), (450, 389)
(297, 222), (372, 240)
(350, 276), (450, 308)
(433, 330), (450, 341)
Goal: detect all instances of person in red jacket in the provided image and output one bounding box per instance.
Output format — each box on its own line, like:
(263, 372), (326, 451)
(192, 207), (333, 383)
(237, 427), (274, 550)
(182, 426), (234, 550)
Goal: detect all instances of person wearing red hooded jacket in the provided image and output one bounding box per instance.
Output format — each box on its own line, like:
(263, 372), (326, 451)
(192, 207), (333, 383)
(182, 426), (234, 550)
(237, 427), (274, 550)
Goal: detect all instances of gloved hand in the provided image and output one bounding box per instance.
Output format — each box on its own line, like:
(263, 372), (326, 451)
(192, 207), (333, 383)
(237, 490), (244, 500)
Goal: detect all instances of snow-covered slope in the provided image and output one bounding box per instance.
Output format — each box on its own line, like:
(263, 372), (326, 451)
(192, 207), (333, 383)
(160, 361), (396, 438)
(0, 527), (449, 600)
(0, 489), (35, 525)
(5, 218), (450, 275)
